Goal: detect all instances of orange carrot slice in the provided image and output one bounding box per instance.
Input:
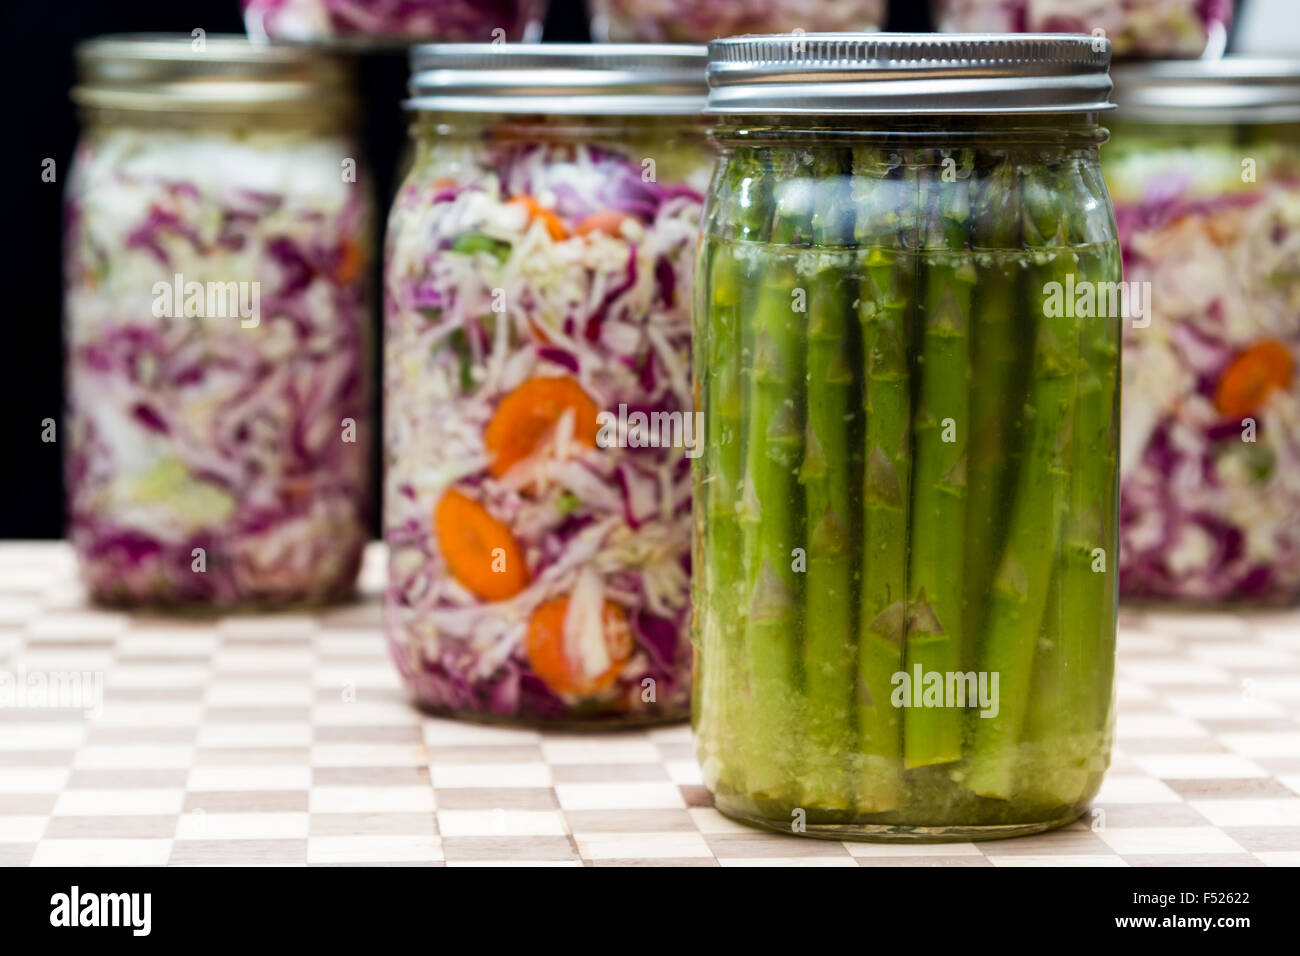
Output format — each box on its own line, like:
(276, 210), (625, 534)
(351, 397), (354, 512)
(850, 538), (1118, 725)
(574, 210), (637, 238)
(334, 238), (365, 284)
(525, 596), (633, 696)
(1215, 339), (1295, 417)
(434, 489), (529, 601)
(507, 195), (568, 241)
(484, 376), (600, 478)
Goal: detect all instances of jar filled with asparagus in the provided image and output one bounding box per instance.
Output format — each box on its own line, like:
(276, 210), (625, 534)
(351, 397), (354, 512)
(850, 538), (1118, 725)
(693, 34), (1122, 840)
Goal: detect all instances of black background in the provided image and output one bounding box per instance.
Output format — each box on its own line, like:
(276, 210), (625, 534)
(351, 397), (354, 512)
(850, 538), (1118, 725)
(0, 0), (940, 539)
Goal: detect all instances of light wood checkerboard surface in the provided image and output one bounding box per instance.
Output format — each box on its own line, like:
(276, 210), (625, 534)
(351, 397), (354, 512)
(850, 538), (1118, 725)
(2, 543), (1298, 866)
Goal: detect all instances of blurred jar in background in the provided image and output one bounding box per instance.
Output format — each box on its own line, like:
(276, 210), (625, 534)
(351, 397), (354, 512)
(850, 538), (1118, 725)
(65, 36), (373, 608)
(242, 0), (547, 45)
(384, 45), (711, 725)
(933, 0), (1233, 59)
(586, 0), (885, 43)
(1107, 61), (1300, 603)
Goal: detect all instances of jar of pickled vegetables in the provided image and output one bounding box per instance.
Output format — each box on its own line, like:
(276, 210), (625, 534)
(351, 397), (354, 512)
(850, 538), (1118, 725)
(1107, 61), (1300, 604)
(695, 34), (1121, 839)
(932, 0), (1234, 59)
(65, 36), (372, 607)
(385, 45), (711, 725)
(586, 0), (885, 43)
(243, 0), (547, 45)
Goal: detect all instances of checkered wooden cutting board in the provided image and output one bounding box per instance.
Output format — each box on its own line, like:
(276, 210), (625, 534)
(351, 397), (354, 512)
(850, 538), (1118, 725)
(1, 542), (1298, 867)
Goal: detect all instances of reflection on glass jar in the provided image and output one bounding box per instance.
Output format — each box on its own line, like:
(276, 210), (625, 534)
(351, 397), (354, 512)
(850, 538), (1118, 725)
(65, 36), (373, 608)
(585, 0), (885, 43)
(384, 45), (712, 725)
(242, 0), (548, 45)
(1108, 61), (1300, 604)
(694, 35), (1121, 840)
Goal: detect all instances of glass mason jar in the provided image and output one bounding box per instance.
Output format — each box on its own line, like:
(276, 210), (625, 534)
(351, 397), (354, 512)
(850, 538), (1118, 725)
(694, 35), (1122, 839)
(932, 0), (1233, 59)
(586, 0), (885, 43)
(65, 36), (372, 608)
(1106, 62), (1300, 604)
(384, 45), (711, 725)
(242, 0), (547, 45)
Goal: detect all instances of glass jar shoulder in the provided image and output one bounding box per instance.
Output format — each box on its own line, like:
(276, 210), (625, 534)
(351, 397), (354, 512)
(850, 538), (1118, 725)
(70, 120), (360, 215)
(702, 140), (1118, 257)
(399, 114), (715, 201)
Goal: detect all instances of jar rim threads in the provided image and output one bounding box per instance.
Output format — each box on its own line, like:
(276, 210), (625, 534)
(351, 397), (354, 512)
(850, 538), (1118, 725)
(705, 33), (1115, 116)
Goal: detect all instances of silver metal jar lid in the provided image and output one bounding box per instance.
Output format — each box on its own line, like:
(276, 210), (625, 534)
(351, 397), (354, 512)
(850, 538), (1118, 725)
(706, 33), (1115, 116)
(406, 43), (708, 115)
(71, 34), (353, 114)
(1111, 59), (1300, 124)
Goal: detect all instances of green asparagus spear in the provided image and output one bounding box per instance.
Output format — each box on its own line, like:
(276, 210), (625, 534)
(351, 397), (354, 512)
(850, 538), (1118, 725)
(800, 150), (859, 810)
(903, 149), (975, 769)
(739, 147), (811, 802)
(694, 151), (770, 798)
(1020, 158), (1080, 804)
(1022, 159), (1123, 807)
(1056, 161), (1122, 789)
(962, 154), (1026, 681)
(1075, 161), (1122, 743)
(853, 146), (916, 811)
(965, 161), (1081, 800)
(1022, 568), (1076, 803)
